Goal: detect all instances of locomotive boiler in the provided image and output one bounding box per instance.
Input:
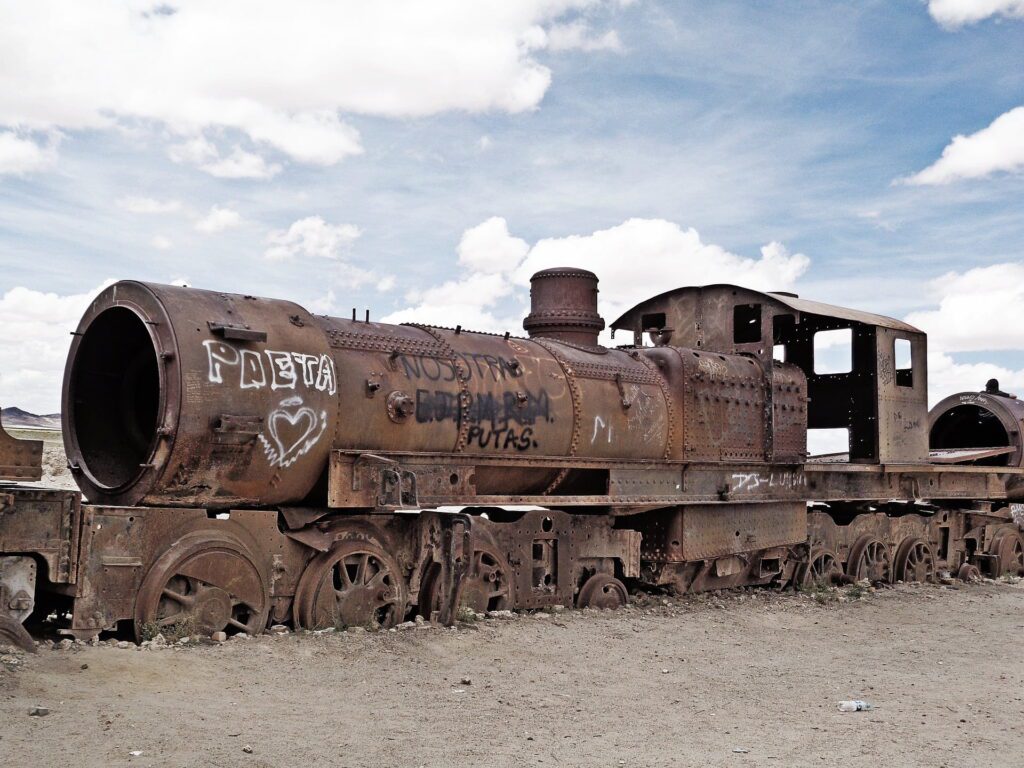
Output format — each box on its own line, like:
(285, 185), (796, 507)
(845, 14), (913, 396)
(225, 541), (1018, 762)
(1, 267), (1023, 649)
(63, 268), (807, 509)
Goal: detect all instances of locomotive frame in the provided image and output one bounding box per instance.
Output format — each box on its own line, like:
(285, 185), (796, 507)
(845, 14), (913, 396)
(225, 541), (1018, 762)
(1, 267), (1023, 650)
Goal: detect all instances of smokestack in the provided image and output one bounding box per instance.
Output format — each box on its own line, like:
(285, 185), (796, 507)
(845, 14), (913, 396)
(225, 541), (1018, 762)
(523, 267), (605, 347)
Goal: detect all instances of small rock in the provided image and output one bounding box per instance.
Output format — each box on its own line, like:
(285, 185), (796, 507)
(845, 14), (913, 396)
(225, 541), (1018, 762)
(486, 610), (515, 619)
(312, 627), (334, 635)
(233, 632), (249, 640)
(269, 624), (289, 635)
(460, 677), (472, 686)
(242, 745), (253, 754)
(550, 604), (566, 613)
(57, 639), (73, 651)
(80, 663), (88, 670)
(533, 612), (550, 620)
(211, 631), (227, 643)
(414, 615), (425, 625)
(151, 633), (167, 647)
(29, 706), (49, 717)
(733, 747), (750, 754)
(116, 641), (130, 649)
(661, 668), (670, 674)
(347, 626), (366, 634)
(177, 637), (190, 646)
(395, 621), (415, 631)
(128, 750), (143, 757)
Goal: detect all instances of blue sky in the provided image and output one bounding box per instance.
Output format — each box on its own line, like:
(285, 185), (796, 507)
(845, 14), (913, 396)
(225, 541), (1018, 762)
(1, 1), (1023, 413)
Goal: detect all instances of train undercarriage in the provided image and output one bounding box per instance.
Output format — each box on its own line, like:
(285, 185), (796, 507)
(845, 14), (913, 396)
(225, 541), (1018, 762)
(3, 451), (1022, 653)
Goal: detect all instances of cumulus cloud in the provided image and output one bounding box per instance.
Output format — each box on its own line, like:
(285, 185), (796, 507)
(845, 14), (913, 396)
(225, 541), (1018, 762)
(198, 147), (282, 180)
(0, 282), (112, 414)
(194, 205), (242, 233)
(265, 216), (361, 261)
(906, 263), (1024, 352)
(928, 0), (1024, 27)
(0, 2), (623, 175)
(0, 132), (59, 176)
(117, 196), (182, 214)
(904, 263), (1024, 403)
(151, 235), (173, 250)
(900, 107), (1024, 185)
(382, 217), (811, 333)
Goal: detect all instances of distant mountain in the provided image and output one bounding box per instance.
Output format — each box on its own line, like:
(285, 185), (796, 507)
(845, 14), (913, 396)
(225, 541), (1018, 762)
(1, 407), (61, 430)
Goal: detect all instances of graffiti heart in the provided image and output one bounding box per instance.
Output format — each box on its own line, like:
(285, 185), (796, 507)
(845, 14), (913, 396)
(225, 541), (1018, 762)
(257, 396), (328, 468)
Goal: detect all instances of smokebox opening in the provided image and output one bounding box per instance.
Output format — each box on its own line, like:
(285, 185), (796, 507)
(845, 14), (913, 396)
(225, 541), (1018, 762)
(69, 306), (161, 488)
(929, 404), (1011, 466)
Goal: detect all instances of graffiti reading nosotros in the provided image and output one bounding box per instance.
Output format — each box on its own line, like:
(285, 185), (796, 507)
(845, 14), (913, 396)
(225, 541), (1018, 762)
(397, 353), (520, 383)
(414, 387), (550, 451)
(203, 340), (337, 395)
(257, 396), (328, 468)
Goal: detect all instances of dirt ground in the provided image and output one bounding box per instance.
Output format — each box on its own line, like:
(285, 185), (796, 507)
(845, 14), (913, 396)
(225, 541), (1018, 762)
(2, 582), (1022, 768)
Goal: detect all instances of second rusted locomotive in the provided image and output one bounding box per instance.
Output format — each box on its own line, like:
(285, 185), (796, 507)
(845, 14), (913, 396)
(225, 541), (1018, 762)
(1, 267), (1022, 648)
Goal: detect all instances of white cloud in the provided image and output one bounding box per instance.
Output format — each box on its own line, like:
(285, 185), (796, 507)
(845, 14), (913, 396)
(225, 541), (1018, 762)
(117, 196), (182, 214)
(457, 217), (531, 274)
(906, 263), (1024, 352)
(901, 107), (1024, 185)
(265, 216), (361, 261)
(0, 282), (113, 414)
(194, 205), (242, 233)
(0, 132), (58, 176)
(376, 275), (396, 292)
(515, 219), (810, 324)
(151, 235), (173, 250)
(903, 263), (1024, 404)
(928, 0), (1024, 28)
(167, 136), (219, 165)
(383, 217), (811, 333)
(0, 2), (622, 174)
(545, 21), (623, 52)
(927, 352), (1024, 405)
(199, 147), (282, 180)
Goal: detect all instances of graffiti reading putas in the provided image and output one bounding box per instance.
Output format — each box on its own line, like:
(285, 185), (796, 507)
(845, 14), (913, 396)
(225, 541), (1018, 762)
(257, 396), (328, 468)
(202, 340), (337, 395)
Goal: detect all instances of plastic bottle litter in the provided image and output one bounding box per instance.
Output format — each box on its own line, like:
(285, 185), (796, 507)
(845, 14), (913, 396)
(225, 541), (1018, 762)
(837, 700), (873, 712)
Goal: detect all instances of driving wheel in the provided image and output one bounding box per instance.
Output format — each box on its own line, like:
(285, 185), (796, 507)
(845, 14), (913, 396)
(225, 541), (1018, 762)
(846, 536), (891, 584)
(134, 529), (270, 641)
(294, 539), (406, 630)
(893, 537), (936, 583)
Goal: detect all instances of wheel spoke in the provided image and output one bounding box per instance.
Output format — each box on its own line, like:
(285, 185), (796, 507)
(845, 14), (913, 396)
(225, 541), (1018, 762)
(162, 587), (194, 606)
(356, 553), (370, 585)
(366, 570), (389, 591)
(336, 560), (353, 588)
(226, 618), (248, 631)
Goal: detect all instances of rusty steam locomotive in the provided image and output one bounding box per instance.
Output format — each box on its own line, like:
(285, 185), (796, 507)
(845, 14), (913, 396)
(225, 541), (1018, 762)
(1, 267), (1023, 650)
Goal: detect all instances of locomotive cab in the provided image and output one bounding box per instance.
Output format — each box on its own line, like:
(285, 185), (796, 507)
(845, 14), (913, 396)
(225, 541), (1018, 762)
(611, 285), (929, 464)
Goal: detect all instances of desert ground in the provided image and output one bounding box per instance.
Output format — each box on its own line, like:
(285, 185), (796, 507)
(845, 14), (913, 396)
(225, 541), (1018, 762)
(2, 581), (1023, 768)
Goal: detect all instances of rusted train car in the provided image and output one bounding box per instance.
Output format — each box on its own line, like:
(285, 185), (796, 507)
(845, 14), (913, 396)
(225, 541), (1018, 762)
(1, 267), (1022, 650)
